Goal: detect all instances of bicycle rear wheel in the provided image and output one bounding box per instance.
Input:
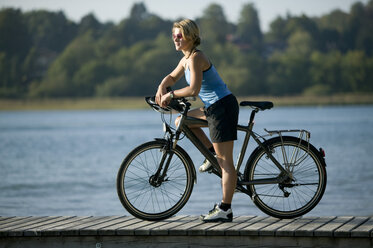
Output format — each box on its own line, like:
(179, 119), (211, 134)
(245, 136), (327, 218)
(117, 140), (195, 220)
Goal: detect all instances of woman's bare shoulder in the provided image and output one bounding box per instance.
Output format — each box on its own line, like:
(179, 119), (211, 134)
(190, 50), (210, 70)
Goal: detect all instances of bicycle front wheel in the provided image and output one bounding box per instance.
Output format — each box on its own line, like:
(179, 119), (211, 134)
(117, 140), (195, 220)
(245, 136), (327, 219)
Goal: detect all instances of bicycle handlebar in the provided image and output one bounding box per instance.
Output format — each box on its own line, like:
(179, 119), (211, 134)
(145, 96), (191, 114)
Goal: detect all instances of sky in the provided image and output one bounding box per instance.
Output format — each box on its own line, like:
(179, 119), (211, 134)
(0, 0), (370, 32)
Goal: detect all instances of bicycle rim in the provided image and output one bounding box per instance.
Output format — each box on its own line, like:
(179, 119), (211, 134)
(246, 136), (326, 218)
(117, 141), (194, 220)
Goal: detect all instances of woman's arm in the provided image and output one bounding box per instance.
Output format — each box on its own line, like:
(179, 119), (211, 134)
(159, 52), (209, 107)
(156, 58), (185, 105)
(174, 53), (205, 97)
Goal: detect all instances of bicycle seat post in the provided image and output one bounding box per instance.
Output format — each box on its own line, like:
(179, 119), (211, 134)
(249, 108), (259, 126)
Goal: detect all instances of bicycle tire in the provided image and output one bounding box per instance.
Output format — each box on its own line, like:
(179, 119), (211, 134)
(117, 140), (195, 220)
(244, 136), (327, 219)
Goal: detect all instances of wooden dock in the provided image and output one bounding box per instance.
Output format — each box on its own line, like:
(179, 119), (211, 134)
(1, 215), (372, 247)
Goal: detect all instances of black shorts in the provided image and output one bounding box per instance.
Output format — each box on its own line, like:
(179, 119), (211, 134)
(204, 94), (239, 143)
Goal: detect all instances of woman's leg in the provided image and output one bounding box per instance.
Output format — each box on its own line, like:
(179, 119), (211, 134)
(175, 107), (213, 149)
(213, 141), (237, 204)
(201, 140), (236, 222)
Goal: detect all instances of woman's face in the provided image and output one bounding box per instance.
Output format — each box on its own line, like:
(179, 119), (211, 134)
(172, 28), (193, 52)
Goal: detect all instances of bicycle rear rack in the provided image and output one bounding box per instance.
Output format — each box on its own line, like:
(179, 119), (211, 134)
(264, 129), (311, 171)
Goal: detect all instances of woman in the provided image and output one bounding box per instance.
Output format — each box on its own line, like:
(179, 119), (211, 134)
(155, 19), (239, 222)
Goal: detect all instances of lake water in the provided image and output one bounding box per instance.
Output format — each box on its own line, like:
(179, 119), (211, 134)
(1, 105), (373, 217)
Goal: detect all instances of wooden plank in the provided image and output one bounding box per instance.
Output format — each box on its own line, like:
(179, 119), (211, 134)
(334, 217), (370, 238)
(150, 216), (191, 235)
(314, 216), (354, 237)
(99, 217), (143, 235)
(168, 216), (201, 236)
(135, 216), (186, 235)
(0, 217), (15, 223)
(0, 216), (53, 236)
(225, 216), (266, 236)
(276, 217), (316, 236)
(59, 216), (122, 236)
(0, 216), (35, 230)
(116, 218), (157, 235)
(23, 216), (77, 236)
(187, 221), (221, 236)
(0, 217), (32, 227)
(294, 216), (336, 237)
(259, 218), (295, 236)
(134, 220), (171, 236)
(10, 216), (72, 237)
(41, 216), (94, 236)
(206, 216), (256, 236)
(239, 217), (279, 236)
(351, 217), (373, 238)
(79, 216), (130, 236)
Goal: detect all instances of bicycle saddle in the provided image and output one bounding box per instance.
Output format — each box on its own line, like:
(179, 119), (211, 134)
(239, 101), (274, 110)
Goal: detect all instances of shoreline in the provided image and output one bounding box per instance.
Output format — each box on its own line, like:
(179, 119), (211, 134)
(0, 93), (372, 111)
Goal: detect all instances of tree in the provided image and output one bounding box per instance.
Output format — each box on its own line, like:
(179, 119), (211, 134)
(317, 10), (349, 33)
(198, 4), (229, 45)
(0, 8), (31, 57)
(130, 2), (148, 21)
(72, 60), (112, 96)
(308, 50), (342, 95)
(78, 13), (101, 35)
(267, 30), (314, 95)
(266, 16), (288, 44)
(29, 32), (98, 97)
(236, 3), (263, 52)
(0, 8), (31, 97)
(25, 10), (77, 53)
(341, 51), (372, 92)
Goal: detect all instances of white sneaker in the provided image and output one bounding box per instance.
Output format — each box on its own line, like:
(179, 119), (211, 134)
(200, 204), (233, 222)
(199, 158), (213, 172)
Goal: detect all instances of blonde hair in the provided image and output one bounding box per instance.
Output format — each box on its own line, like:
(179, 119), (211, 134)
(173, 19), (201, 50)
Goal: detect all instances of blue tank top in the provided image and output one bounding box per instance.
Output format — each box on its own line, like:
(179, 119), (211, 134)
(185, 64), (231, 108)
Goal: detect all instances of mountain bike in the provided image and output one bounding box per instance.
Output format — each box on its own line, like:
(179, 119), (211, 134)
(117, 96), (327, 220)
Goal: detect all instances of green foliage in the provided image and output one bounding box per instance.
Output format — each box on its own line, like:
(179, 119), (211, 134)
(24, 10), (77, 52)
(236, 3), (263, 51)
(1, 1), (373, 98)
(198, 4), (230, 45)
(96, 76), (132, 97)
(29, 32), (98, 97)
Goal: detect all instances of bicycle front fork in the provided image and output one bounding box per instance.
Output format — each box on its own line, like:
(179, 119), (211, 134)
(149, 137), (175, 187)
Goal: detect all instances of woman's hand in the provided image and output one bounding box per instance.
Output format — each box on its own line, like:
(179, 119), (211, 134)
(160, 92), (171, 108)
(155, 85), (167, 106)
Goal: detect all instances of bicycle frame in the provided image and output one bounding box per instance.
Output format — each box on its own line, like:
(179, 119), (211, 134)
(168, 107), (294, 195)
